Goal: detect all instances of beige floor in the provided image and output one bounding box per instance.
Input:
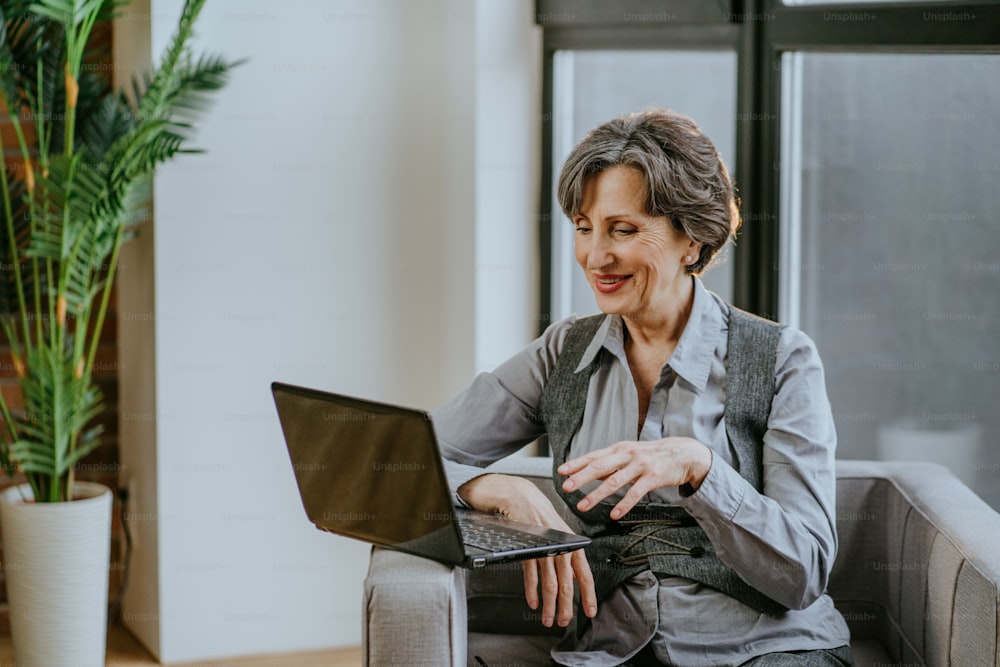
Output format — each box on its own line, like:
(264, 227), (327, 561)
(0, 623), (363, 666)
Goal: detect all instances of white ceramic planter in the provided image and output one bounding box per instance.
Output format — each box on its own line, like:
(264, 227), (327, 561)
(0, 482), (112, 667)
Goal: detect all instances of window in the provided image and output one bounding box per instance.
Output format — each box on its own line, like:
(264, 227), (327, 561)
(780, 52), (1000, 485)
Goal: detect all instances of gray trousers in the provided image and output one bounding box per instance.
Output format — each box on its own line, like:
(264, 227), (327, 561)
(617, 643), (854, 666)
(738, 645), (854, 666)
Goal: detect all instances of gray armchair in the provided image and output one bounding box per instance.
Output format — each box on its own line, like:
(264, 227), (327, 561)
(363, 458), (1000, 666)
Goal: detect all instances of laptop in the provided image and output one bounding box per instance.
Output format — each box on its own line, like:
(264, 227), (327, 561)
(271, 381), (590, 568)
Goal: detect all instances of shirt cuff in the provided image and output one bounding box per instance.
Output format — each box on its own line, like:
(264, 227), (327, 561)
(453, 471), (501, 509)
(678, 455), (747, 522)
(443, 460), (491, 507)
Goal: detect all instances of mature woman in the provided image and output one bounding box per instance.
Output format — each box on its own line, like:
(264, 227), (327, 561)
(434, 108), (852, 666)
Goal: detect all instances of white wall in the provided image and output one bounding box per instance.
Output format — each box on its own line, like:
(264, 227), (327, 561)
(117, 0), (540, 661)
(473, 0), (542, 375)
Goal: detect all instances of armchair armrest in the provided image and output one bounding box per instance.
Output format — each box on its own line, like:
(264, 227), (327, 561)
(362, 456), (567, 666)
(832, 460), (1000, 666)
(363, 547), (467, 667)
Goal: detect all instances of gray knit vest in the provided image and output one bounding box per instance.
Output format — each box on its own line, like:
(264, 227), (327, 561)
(539, 308), (787, 615)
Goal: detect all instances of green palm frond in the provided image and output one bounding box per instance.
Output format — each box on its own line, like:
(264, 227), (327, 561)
(166, 53), (240, 123)
(0, 9), (48, 118)
(135, 0), (206, 121)
(0, 0), (236, 501)
(9, 341), (103, 499)
(24, 151), (121, 317)
(78, 91), (136, 161)
(120, 170), (150, 232)
(29, 0), (134, 27)
(27, 0), (103, 25)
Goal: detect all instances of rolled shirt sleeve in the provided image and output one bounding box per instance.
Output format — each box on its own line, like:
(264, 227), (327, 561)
(434, 317), (576, 501)
(678, 327), (839, 610)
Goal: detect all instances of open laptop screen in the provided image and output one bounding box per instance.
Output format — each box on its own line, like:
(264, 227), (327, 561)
(273, 383), (464, 562)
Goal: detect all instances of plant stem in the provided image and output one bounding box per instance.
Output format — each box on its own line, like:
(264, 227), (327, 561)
(35, 42), (49, 176)
(85, 224), (124, 379)
(47, 348), (62, 502)
(54, 1), (103, 501)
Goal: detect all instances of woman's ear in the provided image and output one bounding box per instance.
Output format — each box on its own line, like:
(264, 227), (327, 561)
(685, 242), (703, 265)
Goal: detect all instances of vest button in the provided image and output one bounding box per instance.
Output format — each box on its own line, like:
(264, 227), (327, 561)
(689, 546), (705, 558)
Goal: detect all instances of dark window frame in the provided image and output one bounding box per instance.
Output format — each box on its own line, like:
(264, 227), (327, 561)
(535, 0), (1000, 326)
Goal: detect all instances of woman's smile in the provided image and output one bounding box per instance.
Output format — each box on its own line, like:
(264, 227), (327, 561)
(593, 273), (633, 293)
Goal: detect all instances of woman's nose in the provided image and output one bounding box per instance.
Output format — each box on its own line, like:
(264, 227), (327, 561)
(588, 230), (615, 268)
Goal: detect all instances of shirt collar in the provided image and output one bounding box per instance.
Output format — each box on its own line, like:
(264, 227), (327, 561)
(572, 277), (724, 394)
(667, 277), (723, 393)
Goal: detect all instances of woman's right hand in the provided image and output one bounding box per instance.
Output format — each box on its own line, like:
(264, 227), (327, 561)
(458, 473), (597, 628)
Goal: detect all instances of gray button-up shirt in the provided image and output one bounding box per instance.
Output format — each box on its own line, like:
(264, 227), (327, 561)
(434, 278), (851, 666)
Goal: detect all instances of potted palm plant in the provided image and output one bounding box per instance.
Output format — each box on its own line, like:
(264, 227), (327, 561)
(0, 0), (235, 663)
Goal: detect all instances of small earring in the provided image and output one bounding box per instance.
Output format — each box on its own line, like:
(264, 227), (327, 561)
(684, 255), (692, 262)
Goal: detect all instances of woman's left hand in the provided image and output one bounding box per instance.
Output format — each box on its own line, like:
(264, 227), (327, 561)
(557, 437), (713, 519)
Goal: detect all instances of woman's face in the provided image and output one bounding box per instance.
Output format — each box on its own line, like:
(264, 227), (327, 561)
(573, 166), (699, 323)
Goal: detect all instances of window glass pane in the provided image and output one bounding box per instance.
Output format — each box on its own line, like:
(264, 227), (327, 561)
(785, 0), (974, 7)
(550, 50), (737, 320)
(780, 52), (1000, 506)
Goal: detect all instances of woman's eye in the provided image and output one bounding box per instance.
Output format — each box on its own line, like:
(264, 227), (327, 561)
(614, 227), (637, 236)
(574, 225), (591, 234)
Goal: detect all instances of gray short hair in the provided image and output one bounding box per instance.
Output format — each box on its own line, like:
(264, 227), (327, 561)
(556, 108), (739, 275)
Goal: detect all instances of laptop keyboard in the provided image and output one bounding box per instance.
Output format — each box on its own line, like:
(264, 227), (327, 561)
(458, 518), (557, 552)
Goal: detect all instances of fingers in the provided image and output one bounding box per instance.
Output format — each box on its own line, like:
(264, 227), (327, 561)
(554, 553), (576, 627)
(522, 558), (539, 610)
(573, 549), (598, 618)
(575, 465), (638, 514)
(524, 553), (591, 627)
(556, 450), (602, 476)
(608, 475), (656, 519)
(559, 439), (697, 517)
(560, 450), (632, 496)
(558, 447), (626, 482)
(567, 455), (646, 517)
(538, 555), (559, 627)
